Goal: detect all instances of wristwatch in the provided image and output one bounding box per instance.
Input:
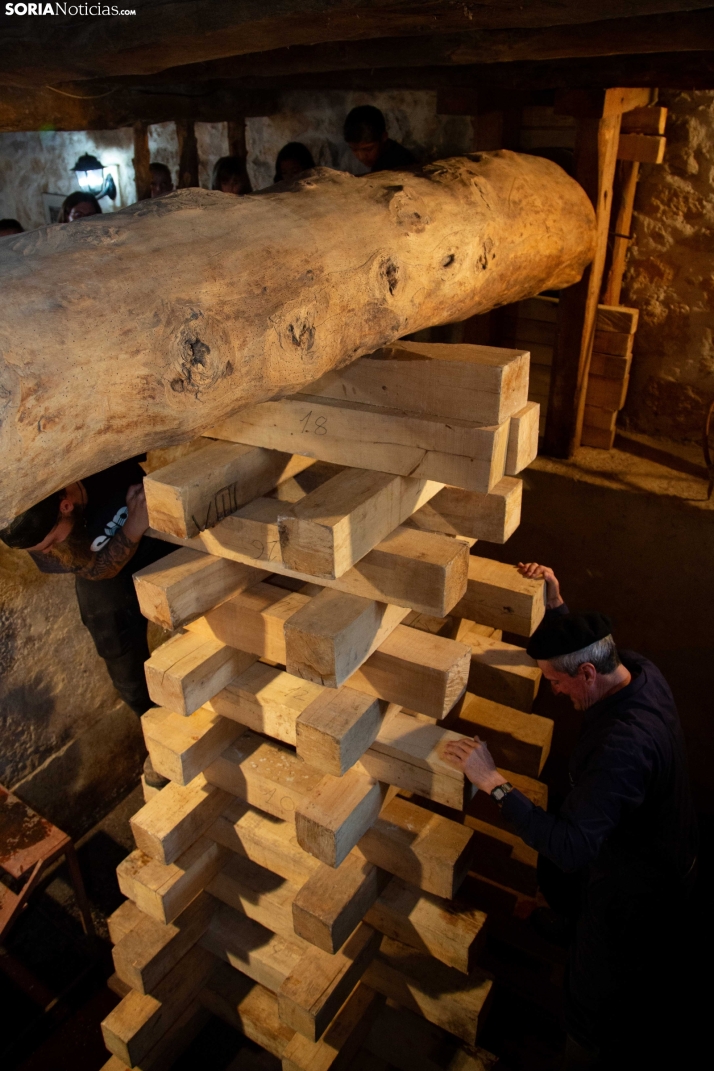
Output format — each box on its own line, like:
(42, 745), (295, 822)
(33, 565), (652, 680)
(490, 782), (514, 805)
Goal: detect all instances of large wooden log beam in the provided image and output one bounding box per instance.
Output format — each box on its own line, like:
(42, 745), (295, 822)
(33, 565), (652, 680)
(0, 151), (595, 526)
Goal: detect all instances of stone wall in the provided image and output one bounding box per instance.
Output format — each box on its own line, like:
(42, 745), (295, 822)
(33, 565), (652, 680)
(622, 90), (714, 441)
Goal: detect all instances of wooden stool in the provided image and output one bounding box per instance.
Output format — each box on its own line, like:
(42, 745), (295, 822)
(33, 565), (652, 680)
(0, 784), (95, 943)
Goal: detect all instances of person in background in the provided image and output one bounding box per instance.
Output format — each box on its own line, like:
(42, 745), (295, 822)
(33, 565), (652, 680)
(0, 218), (24, 236)
(274, 142), (316, 183)
(212, 156), (252, 195)
(344, 105), (416, 173)
(149, 162), (174, 198)
(59, 192), (102, 222)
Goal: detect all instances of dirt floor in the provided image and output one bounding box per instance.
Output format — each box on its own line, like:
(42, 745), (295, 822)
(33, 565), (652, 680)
(2, 432), (711, 1070)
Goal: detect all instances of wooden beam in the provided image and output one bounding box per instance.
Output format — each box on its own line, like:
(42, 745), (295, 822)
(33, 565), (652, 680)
(281, 983), (382, 1071)
(601, 160), (640, 306)
(543, 87), (650, 456)
(201, 902), (306, 992)
(133, 121), (151, 201)
(144, 629), (257, 717)
(465, 818), (539, 896)
(460, 626), (541, 712)
(451, 556), (546, 637)
(208, 395), (510, 495)
(144, 441), (315, 539)
(111, 893), (215, 995)
(445, 692), (553, 778)
(0, 153), (594, 527)
(292, 852), (390, 954)
(278, 468), (442, 579)
(365, 878), (487, 976)
(277, 923), (381, 1041)
(617, 132), (666, 162)
(117, 839), (227, 925)
(199, 965), (294, 1059)
(142, 704), (245, 786)
(176, 120), (199, 188)
(505, 402), (540, 475)
(207, 852), (299, 938)
(207, 661), (320, 746)
(299, 342), (530, 426)
(295, 766), (395, 868)
(130, 775), (231, 865)
(209, 799), (320, 887)
(108, 900), (144, 947)
(363, 936), (493, 1047)
(405, 479), (522, 545)
(295, 688), (386, 777)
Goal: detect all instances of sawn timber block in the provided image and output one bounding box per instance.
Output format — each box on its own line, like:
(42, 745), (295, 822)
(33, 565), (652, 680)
(209, 799), (320, 887)
(142, 705), (245, 786)
(143, 439), (314, 539)
(444, 692), (553, 777)
(299, 341), (530, 426)
(461, 629), (541, 713)
(130, 775), (231, 865)
(277, 466), (442, 579)
(117, 839), (227, 925)
(207, 395), (510, 494)
(452, 556), (546, 636)
(207, 851), (300, 939)
(295, 765), (396, 868)
(198, 964), (294, 1058)
(505, 401), (540, 475)
(292, 851), (390, 954)
(144, 628), (257, 717)
(201, 902), (307, 993)
(405, 478), (522, 545)
(281, 982), (383, 1071)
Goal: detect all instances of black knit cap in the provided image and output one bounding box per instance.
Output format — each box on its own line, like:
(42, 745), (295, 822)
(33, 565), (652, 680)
(526, 611), (613, 661)
(0, 492), (63, 549)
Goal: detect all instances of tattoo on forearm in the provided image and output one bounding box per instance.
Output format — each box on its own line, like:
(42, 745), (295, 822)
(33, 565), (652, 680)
(74, 527), (140, 580)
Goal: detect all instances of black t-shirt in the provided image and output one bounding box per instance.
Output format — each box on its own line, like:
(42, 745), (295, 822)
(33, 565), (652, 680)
(371, 139), (417, 173)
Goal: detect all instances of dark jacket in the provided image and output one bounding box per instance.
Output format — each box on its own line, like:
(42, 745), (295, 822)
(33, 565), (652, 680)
(502, 607), (698, 883)
(371, 139), (416, 172)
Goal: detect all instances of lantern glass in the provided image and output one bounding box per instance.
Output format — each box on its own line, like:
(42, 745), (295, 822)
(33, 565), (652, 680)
(77, 168), (104, 194)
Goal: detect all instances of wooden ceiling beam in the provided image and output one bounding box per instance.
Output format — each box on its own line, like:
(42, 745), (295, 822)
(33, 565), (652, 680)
(2, 1), (712, 88)
(130, 8), (714, 84)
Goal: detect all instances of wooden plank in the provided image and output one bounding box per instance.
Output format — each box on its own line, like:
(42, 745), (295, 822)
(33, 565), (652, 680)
(133, 548), (267, 630)
(207, 852), (300, 939)
(285, 588), (410, 689)
(209, 800), (320, 887)
(583, 405), (618, 432)
(620, 105), (667, 136)
(617, 132), (666, 164)
(581, 424), (616, 449)
(465, 818), (538, 897)
(462, 629), (541, 713)
(199, 965), (294, 1059)
(356, 796), (475, 899)
(359, 708), (474, 811)
(297, 341), (530, 426)
(144, 439), (314, 538)
(588, 351), (630, 379)
(364, 877), (486, 975)
(278, 923), (381, 1041)
(451, 556), (546, 636)
(202, 902), (307, 993)
(444, 692), (553, 777)
(100, 1001), (210, 1071)
(149, 511), (469, 618)
(515, 296), (558, 323)
(292, 851), (390, 954)
(204, 731), (324, 822)
(278, 467), (442, 579)
(117, 840), (227, 924)
(112, 892), (216, 995)
(100, 943), (216, 1067)
(505, 401), (539, 475)
(207, 396), (510, 495)
(592, 329), (633, 357)
(296, 688), (386, 777)
(594, 304), (639, 335)
(144, 629), (257, 717)
(281, 983), (383, 1071)
(130, 775), (232, 865)
(207, 661), (321, 746)
(345, 626), (471, 720)
(107, 899), (144, 946)
(187, 581), (304, 664)
(295, 765), (394, 868)
(142, 705), (245, 786)
(405, 478), (522, 545)
(363, 936), (493, 1047)
(586, 372), (629, 410)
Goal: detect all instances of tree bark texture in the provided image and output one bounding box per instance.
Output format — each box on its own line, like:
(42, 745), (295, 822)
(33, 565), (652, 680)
(0, 151), (595, 525)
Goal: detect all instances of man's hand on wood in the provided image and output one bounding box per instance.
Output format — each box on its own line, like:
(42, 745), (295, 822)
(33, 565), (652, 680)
(517, 561), (564, 609)
(124, 484), (149, 542)
(443, 737), (507, 793)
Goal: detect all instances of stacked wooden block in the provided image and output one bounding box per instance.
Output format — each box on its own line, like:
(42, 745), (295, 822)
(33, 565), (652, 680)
(504, 295), (639, 447)
(100, 341), (552, 1070)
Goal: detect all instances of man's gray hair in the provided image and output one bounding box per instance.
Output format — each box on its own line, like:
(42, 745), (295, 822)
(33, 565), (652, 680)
(548, 634), (620, 677)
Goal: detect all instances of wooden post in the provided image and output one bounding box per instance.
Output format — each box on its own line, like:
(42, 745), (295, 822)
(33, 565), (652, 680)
(226, 117), (252, 193)
(601, 160), (640, 306)
(543, 87), (652, 458)
(132, 121), (151, 201)
(176, 120), (199, 188)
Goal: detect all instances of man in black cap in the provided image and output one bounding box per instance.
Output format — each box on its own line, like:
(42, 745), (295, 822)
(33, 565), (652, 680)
(0, 458), (172, 786)
(445, 563), (697, 1068)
